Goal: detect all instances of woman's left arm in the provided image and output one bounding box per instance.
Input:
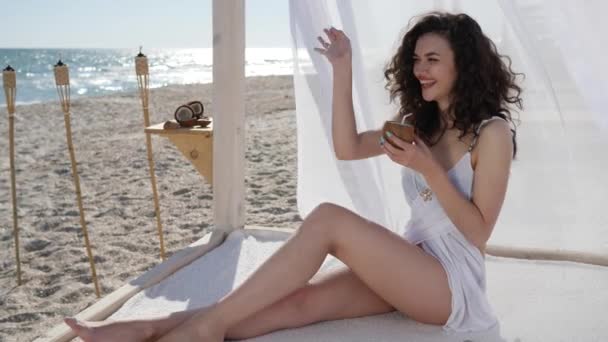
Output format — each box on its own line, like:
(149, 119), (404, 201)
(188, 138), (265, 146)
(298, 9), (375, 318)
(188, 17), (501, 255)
(382, 120), (513, 250)
(424, 121), (513, 250)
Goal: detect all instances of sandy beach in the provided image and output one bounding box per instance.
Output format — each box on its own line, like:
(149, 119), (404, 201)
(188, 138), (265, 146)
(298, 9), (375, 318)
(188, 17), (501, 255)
(0, 75), (300, 341)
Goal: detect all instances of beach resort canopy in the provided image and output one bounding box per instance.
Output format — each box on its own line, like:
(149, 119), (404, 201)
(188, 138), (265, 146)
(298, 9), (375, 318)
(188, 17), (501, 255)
(40, 0), (608, 341)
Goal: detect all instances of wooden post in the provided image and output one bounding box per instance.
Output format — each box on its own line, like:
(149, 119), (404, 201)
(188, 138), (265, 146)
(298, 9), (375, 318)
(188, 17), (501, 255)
(135, 49), (166, 260)
(3, 65), (22, 285)
(54, 60), (101, 298)
(212, 0), (246, 233)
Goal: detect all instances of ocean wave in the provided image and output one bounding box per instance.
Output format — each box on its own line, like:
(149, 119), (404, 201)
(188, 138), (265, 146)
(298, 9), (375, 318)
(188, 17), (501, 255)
(0, 48), (294, 105)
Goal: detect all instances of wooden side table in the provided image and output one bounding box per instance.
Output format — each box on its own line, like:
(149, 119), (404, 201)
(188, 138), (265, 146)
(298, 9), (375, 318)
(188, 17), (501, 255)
(145, 121), (214, 184)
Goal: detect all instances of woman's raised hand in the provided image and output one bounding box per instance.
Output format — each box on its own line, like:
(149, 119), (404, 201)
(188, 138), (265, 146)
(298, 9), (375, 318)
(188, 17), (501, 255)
(314, 27), (352, 66)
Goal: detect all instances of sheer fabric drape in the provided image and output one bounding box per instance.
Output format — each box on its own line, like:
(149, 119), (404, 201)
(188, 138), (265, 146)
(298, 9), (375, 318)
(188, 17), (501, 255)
(289, 0), (608, 254)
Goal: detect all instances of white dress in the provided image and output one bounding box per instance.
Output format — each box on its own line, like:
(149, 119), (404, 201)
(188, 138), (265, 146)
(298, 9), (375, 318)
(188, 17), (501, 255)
(400, 117), (504, 333)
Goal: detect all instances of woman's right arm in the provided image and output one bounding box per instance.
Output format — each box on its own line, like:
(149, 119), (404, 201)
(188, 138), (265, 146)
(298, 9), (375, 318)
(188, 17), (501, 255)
(317, 27), (397, 161)
(332, 64), (400, 160)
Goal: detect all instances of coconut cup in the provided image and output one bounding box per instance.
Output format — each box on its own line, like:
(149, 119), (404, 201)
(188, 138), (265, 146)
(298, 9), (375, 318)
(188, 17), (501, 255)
(195, 118), (212, 128)
(382, 121), (415, 150)
(187, 101), (205, 119)
(163, 120), (181, 129)
(180, 119), (200, 127)
(175, 104), (197, 127)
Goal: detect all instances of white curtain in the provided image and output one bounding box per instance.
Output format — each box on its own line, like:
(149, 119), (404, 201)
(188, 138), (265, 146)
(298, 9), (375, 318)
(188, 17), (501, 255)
(289, 0), (608, 255)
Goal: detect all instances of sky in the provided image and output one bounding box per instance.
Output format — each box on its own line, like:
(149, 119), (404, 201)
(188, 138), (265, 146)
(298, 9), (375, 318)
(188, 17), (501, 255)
(0, 0), (291, 48)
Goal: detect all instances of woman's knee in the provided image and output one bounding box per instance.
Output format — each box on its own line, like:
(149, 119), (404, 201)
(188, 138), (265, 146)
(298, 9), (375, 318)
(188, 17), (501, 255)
(312, 202), (340, 215)
(300, 202), (346, 236)
(306, 202), (350, 224)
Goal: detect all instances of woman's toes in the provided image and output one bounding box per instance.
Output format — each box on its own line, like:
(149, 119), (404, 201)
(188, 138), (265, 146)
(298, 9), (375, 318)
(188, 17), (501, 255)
(64, 317), (93, 339)
(64, 317), (82, 330)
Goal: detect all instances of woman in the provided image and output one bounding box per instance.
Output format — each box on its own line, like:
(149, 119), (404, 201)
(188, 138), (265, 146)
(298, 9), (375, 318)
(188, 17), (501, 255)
(66, 11), (521, 341)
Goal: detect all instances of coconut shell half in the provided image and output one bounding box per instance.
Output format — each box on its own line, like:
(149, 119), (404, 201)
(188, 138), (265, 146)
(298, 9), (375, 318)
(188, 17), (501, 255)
(175, 105), (194, 121)
(196, 118), (212, 128)
(187, 101), (204, 119)
(382, 121), (415, 149)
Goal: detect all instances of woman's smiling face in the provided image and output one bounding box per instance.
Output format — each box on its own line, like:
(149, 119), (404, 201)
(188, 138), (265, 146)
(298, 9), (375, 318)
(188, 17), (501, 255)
(413, 33), (457, 112)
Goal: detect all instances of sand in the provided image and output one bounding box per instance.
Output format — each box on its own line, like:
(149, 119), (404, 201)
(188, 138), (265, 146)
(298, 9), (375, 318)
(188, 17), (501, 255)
(0, 75), (300, 342)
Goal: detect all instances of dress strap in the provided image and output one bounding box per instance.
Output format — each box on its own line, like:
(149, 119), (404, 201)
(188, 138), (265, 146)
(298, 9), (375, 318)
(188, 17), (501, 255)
(468, 117), (507, 152)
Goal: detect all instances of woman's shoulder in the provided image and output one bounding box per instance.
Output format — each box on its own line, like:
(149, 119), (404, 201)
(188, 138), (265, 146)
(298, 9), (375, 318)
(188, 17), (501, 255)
(471, 116), (513, 144)
(474, 117), (513, 156)
(476, 116), (511, 134)
(469, 116), (513, 168)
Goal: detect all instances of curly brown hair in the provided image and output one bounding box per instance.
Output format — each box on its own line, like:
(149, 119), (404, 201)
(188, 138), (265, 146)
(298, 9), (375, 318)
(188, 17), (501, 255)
(384, 12), (523, 157)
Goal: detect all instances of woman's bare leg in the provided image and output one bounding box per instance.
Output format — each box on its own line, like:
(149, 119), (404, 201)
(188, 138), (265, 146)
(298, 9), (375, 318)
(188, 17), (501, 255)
(65, 267), (393, 342)
(157, 203), (452, 341)
(224, 267), (395, 340)
(64, 309), (201, 342)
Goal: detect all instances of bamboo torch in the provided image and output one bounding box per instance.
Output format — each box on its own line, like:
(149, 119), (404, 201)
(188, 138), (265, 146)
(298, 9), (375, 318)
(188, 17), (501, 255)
(3, 65), (22, 285)
(53, 59), (101, 298)
(135, 48), (166, 260)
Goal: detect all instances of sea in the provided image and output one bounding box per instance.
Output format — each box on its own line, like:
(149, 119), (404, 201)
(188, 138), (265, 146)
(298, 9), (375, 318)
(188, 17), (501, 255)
(0, 48), (295, 106)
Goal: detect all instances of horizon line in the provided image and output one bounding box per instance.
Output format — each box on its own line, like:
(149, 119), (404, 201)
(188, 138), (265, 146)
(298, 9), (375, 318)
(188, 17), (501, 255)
(0, 45), (292, 50)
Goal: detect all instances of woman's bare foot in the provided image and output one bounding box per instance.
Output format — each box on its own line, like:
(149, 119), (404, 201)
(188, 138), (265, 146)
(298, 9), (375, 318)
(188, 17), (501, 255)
(64, 317), (154, 342)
